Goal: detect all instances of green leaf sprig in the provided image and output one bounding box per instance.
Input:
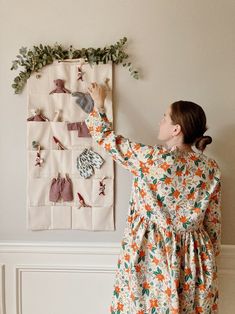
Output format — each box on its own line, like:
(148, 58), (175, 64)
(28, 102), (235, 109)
(11, 37), (139, 94)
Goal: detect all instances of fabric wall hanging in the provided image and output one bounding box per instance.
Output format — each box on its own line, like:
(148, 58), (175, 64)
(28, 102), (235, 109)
(27, 59), (114, 231)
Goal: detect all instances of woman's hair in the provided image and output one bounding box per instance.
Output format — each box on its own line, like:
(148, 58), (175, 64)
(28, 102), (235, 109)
(170, 100), (212, 151)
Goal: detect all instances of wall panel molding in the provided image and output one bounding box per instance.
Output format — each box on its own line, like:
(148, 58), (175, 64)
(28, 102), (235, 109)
(0, 264), (6, 314)
(0, 243), (234, 314)
(0, 242), (121, 255)
(15, 265), (117, 314)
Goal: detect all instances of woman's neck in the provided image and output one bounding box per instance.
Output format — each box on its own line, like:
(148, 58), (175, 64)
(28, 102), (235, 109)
(165, 138), (194, 153)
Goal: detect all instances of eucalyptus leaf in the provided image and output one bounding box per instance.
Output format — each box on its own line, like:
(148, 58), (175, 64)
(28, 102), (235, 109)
(11, 37), (139, 94)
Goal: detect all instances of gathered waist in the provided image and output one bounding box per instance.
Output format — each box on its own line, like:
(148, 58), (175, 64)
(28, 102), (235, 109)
(130, 213), (205, 234)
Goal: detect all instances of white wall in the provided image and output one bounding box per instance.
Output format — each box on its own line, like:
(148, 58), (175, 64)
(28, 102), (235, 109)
(0, 243), (234, 314)
(0, 0), (235, 244)
(0, 1), (235, 313)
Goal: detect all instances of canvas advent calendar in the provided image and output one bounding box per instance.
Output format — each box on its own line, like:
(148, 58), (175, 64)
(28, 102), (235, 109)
(27, 59), (114, 231)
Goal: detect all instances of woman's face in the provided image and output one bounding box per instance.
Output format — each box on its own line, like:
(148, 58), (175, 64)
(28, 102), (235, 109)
(157, 105), (177, 142)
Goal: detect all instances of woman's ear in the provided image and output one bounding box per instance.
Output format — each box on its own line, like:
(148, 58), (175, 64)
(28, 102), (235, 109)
(172, 124), (181, 137)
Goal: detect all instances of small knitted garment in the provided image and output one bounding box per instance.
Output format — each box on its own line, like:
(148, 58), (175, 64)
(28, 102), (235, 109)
(71, 91), (94, 113)
(76, 148), (104, 178)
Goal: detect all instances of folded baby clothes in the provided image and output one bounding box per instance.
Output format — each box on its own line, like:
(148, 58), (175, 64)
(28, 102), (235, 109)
(67, 121), (91, 137)
(49, 173), (73, 202)
(71, 91), (94, 113)
(77, 148), (104, 178)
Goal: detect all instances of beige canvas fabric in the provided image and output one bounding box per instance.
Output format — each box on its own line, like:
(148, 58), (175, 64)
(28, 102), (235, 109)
(27, 59), (114, 231)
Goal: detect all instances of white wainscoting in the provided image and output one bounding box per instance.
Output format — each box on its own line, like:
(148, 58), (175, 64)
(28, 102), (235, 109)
(0, 243), (234, 314)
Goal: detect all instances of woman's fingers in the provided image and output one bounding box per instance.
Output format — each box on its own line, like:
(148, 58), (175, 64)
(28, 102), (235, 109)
(89, 82), (105, 99)
(89, 82), (97, 90)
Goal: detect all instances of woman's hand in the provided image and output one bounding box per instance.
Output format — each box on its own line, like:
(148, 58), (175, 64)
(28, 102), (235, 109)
(88, 82), (106, 110)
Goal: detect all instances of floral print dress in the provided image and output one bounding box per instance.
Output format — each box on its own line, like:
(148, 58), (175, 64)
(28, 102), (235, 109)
(85, 108), (222, 314)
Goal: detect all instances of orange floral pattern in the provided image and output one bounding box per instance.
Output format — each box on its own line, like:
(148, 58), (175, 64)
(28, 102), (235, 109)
(85, 109), (222, 314)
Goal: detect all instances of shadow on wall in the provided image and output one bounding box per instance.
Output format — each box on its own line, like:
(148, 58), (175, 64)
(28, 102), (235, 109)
(214, 123), (235, 179)
(213, 123), (235, 243)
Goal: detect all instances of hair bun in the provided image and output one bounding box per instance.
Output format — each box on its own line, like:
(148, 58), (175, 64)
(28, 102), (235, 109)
(195, 135), (212, 151)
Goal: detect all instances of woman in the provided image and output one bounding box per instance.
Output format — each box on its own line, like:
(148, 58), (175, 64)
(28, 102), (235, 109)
(85, 83), (221, 314)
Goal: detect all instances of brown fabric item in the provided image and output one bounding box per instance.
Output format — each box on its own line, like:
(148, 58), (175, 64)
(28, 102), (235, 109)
(49, 176), (61, 202)
(61, 174), (73, 201)
(49, 79), (71, 94)
(49, 173), (73, 202)
(67, 121), (91, 137)
(27, 109), (49, 121)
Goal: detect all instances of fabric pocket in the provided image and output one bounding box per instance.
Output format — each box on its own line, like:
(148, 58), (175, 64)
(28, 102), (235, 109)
(51, 205), (72, 229)
(91, 140), (114, 178)
(50, 122), (71, 149)
(68, 96), (88, 122)
(50, 150), (72, 177)
(92, 178), (113, 207)
(27, 178), (51, 206)
(27, 121), (51, 150)
(49, 61), (71, 89)
(28, 149), (51, 178)
(27, 93), (54, 120)
(69, 61), (87, 91)
(68, 121), (92, 147)
(72, 206), (92, 230)
(50, 93), (84, 123)
(92, 205), (114, 231)
(28, 206), (51, 230)
(73, 178), (92, 207)
(27, 70), (50, 94)
(71, 147), (92, 178)
(71, 134), (92, 148)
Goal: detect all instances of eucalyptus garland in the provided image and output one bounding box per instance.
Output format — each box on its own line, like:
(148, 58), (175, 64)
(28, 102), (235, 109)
(11, 37), (139, 94)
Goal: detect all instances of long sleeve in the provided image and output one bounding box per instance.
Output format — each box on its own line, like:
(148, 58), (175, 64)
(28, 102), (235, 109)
(85, 108), (158, 175)
(203, 171), (222, 257)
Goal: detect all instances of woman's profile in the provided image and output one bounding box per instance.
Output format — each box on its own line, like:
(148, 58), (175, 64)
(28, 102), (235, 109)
(85, 83), (221, 314)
